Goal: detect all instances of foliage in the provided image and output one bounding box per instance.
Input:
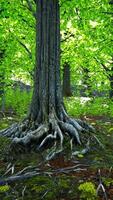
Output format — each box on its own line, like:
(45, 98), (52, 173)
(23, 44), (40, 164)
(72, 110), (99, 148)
(0, 88), (32, 117)
(0, 0), (35, 87)
(0, 185), (10, 193)
(0, 0), (113, 100)
(65, 97), (113, 117)
(1, 91), (113, 118)
(102, 177), (113, 187)
(78, 181), (97, 200)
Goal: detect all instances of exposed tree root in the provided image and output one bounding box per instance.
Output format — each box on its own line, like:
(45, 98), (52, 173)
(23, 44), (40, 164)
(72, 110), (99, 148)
(0, 112), (99, 160)
(0, 164), (88, 185)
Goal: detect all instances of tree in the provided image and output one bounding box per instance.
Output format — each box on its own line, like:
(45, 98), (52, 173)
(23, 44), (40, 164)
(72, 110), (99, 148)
(0, 50), (5, 112)
(63, 62), (72, 97)
(0, 0), (94, 159)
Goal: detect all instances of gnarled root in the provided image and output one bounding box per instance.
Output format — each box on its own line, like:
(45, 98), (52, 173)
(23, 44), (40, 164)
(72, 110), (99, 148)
(0, 112), (98, 160)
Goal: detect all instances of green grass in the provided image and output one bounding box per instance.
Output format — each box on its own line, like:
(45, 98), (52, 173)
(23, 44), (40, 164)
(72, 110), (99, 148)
(64, 97), (113, 118)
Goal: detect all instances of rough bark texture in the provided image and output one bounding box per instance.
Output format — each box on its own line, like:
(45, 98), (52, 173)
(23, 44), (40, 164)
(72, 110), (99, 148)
(30, 0), (63, 122)
(63, 62), (72, 97)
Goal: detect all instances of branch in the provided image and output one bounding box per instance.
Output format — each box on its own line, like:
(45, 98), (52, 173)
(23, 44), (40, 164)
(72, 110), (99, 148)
(94, 57), (109, 72)
(18, 14), (35, 28)
(102, 11), (113, 15)
(61, 33), (75, 43)
(25, 0), (36, 19)
(17, 39), (32, 59)
(96, 169), (108, 200)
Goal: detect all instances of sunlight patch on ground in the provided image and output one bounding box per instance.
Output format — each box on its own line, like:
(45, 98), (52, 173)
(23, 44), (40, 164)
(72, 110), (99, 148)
(79, 97), (91, 104)
(70, 97), (91, 105)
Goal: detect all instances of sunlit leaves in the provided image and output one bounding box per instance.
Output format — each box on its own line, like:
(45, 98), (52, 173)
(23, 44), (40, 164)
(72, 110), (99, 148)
(0, 0), (113, 93)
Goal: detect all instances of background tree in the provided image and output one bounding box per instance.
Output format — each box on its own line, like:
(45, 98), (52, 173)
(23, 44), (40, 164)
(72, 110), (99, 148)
(62, 62), (72, 97)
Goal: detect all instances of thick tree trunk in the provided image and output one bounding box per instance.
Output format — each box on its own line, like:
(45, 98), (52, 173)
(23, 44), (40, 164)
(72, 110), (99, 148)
(30, 0), (63, 122)
(63, 62), (72, 97)
(0, 0), (95, 159)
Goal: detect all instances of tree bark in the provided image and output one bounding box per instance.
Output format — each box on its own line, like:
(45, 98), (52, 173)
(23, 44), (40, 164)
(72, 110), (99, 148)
(30, 0), (63, 122)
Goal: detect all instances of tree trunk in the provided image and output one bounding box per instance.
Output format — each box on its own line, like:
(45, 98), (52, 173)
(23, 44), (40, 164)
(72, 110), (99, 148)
(0, 71), (5, 112)
(109, 73), (113, 98)
(109, 63), (113, 99)
(63, 62), (72, 97)
(0, 50), (5, 112)
(82, 67), (91, 96)
(30, 0), (63, 122)
(0, 0), (95, 159)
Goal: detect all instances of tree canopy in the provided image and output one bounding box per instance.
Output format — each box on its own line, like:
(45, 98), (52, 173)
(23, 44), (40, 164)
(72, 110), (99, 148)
(0, 0), (113, 92)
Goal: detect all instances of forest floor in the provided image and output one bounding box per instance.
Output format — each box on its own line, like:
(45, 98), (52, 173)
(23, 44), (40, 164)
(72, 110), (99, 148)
(0, 114), (113, 200)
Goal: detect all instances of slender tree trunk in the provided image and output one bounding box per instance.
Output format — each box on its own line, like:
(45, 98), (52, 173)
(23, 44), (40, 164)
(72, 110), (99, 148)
(0, 50), (5, 112)
(109, 72), (113, 99)
(82, 67), (91, 96)
(63, 62), (72, 97)
(108, 62), (113, 99)
(30, 0), (63, 122)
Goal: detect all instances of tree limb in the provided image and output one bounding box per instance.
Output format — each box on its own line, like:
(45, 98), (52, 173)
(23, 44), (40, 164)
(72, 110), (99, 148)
(102, 11), (113, 15)
(17, 38), (32, 59)
(61, 33), (75, 43)
(94, 57), (109, 72)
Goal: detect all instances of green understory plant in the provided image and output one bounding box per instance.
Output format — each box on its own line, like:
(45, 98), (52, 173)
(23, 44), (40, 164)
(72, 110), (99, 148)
(0, 185), (10, 193)
(78, 181), (98, 200)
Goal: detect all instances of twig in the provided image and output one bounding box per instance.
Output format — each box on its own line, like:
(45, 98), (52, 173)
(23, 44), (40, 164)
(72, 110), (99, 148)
(94, 57), (109, 72)
(61, 33), (75, 43)
(15, 165), (39, 176)
(41, 189), (50, 199)
(102, 11), (113, 15)
(22, 185), (27, 198)
(96, 169), (108, 200)
(3, 164), (15, 176)
(93, 135), (104, 149)
(17, 38), (32, 59)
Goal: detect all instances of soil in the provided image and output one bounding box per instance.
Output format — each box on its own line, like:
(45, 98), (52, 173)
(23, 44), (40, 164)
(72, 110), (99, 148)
(0, 114), (113, 200)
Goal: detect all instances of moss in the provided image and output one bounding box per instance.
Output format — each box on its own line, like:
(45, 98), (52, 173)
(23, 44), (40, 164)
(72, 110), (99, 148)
(78, 182), (98, 200)
(58, 178), (70, 189)
(0, 185), (10, 193)
(0, 136), (10, 148)
(102, 177), (113, 187)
